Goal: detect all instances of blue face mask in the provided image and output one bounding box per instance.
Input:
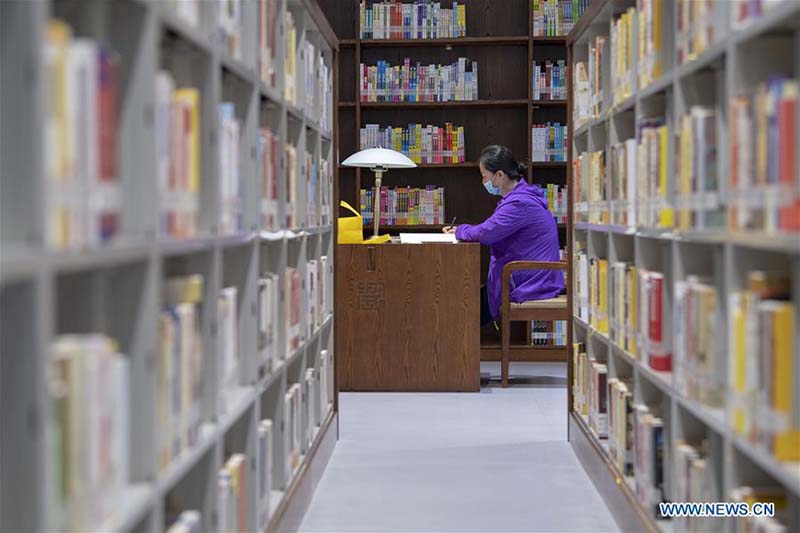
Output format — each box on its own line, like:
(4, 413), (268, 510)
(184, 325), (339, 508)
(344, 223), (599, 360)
(483, 178), (502, 196)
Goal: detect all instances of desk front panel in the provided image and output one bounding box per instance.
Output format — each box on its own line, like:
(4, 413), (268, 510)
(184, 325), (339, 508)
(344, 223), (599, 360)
(337, 243), (480, 391)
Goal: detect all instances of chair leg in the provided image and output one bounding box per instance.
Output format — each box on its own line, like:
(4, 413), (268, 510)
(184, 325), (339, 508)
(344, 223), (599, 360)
(501, 315), (510, 388)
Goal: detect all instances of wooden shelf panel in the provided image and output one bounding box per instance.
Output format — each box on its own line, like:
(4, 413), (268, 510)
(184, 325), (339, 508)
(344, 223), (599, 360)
(341, 162), (479, 169)
(357, 36), (528, 47)
(358, 99), (529, 109)
(532, 36), (567, 43)
(531, 161), (567, 168)
(531, 99), (568, 106)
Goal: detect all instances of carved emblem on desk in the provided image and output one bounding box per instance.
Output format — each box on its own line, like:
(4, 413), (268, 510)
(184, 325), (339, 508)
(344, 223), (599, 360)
(357, 282), (385, 309)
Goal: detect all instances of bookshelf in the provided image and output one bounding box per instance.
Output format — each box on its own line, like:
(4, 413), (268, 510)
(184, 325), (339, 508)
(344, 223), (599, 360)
(319, 0), (583, 359)
(568, 1), (800, 531)
(0, 1), (338, 532)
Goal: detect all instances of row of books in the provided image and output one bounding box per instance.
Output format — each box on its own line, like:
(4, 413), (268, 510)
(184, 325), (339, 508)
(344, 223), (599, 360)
(360, 123), (465, 164)
(572, 150), (606, 224)
(729, 271), (799, 463)
(359, 1), (466, 40)
(676, 0), (715, 66)
(48, 334), (130, 531)
(306, 257), (333, 339)
(158, 275), (205, 469)
(359, 186), (446, 225)
(732, 0), (789, 29)
(531, 320), (567, 346)
(729, 77), (799, 235)
(572, 35), (605, 128)
(532, 0), (589, 37)
(218, 0), (243, 61)
(542, 183), (567, 224)
(675, 107), (722, 231)
(610, 8), (635, 106)
(303, 41), (332, 129)
(258, 0), (279, 88)
(45, 21), (121, 250)
(359, 58), (479, 102)
(219, 103), (242, 235)
(258, 274), (280, 376)
(531, 123), (567, 162)
(532, 60), (567, 101)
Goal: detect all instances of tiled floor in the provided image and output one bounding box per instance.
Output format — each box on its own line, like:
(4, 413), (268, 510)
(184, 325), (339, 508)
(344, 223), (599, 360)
(299, 363), (619, 533)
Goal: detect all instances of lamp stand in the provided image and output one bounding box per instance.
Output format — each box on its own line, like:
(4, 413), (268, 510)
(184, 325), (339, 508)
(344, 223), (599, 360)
(372, 168), (384, 239)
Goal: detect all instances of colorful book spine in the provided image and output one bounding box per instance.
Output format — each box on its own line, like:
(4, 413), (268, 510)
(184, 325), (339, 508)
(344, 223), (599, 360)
(608, 378), (634, 476)
(532, 123), (567, 162)
(532, 60), (567, 100)
(676, 0), (715, 65)
(532, 0), (589, 37)
(610, 7), (635, 105)
(360, 186), (445, 225)
(637, 0), (663, 89)
(361, 123), (464, 163)
(574, 150), (608, 224)
(636, 118), (673, 229)
(542, 183), (568, 223)
(360, 1), (466, 39)
(284, 10), (297, 106)
(360, 59), (477, 102)
(285, 144), (298, 228)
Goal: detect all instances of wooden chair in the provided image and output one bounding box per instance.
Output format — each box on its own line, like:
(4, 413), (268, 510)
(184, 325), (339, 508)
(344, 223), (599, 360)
(500, 260), (569, 387)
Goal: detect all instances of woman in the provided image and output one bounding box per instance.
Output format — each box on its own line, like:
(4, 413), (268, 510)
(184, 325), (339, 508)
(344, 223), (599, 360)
(444, 145), (564, 326)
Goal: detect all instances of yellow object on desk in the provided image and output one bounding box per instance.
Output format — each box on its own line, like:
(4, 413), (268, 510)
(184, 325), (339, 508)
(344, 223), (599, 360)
(338, 201), (390, 244)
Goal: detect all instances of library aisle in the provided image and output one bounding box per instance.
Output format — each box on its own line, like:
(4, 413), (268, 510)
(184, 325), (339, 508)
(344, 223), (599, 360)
(300, 363), (618, 532)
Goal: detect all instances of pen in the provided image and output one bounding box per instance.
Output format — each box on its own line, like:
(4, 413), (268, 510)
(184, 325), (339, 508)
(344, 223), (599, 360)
(448, 217), (456, 230)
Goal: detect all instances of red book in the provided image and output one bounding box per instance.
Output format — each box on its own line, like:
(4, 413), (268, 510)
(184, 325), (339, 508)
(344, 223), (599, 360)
(98, 48), (120, 241)
(778, 90), (798, 231)
(648, 272), (672, 371)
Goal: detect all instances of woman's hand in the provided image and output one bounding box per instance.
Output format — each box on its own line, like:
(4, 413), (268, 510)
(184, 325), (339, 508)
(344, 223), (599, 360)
(442, 225), (457, 234)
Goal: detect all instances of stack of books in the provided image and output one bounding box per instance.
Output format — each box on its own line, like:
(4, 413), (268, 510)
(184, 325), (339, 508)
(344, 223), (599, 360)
(165, 511), (201, 533)
(532, 60), (567, 100)
(218, 454), (247, 532)
(532, 0), (589, 37)
(674, 276), (723, 408)
(531, 320), (567, 346)
(360, 58), (478, 102)
(257, 420), (274, 531)
(729, 271), (800, 463)
(636, 268), (670, 372)
(608, 139), (638, 227)
(676, 0), (715, 65)
(156, 72), (200, 240)
(284, 10), (297, 106)
(543, 183), (567, 223)
(674, 441), (718, 533)
(729, 77), (799, 236)
(285, 267), (302, 355)
(637, 0), (665, 90)
(257, 274), (280, 375)
(573, 150), (607, 224)
(636, 118), (672, 230)
(45, 20), (121, 249)
(609, 261), (638, 355)
(219, 103), (242, 235)
(676, 106), (722, 231)
(572, 343), (588, 416)
(532, 123), (567, 162)
(218, 286), (239, 412)
(285, 145), (298, 229)
(217, 0), (243, 60)
(610, 8), (635, 105)
(360, 186), (446, 225)
(259, 128), (280, 231)
(258, 0), (279, 88)
(49, 334), (130, 530)
(360, 1), (466, 39)
(360, 123), (465, 164)
(159, 275), (205, 471)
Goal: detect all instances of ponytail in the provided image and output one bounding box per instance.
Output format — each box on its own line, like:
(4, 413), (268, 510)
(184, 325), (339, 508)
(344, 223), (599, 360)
(479, 145), (526, 182)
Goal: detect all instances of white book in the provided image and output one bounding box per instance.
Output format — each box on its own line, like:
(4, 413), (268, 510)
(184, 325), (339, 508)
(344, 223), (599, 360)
(218, 471), (233, 533)
(319, 350), (328, 419)
(258, 420), (273, 530)
(219, 286), (238, 411)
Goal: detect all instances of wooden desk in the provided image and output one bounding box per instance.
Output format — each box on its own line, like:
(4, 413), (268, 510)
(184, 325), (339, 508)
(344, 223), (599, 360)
(336, 243), (480, 392)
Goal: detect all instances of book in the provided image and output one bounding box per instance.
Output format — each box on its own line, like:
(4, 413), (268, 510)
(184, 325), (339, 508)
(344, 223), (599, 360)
(159, 275), (204, 471)
(610, 8), (635, 105)
(284, 383), (302, 480)
(572, 61), (590, 129)
(218, 0), (243, 61)
(588, 360), (608, 438)
(530, 320), (567, 346)
(258, 0), (278, 87)
(532, 59), (567, 100)
(360, 58), (478, 102)
(633, 403), (666, 518)
(48, 334), (130, 530)
(675, 106), (722, 231)
(531, 123), (567, 162)
(285, 144), (298, 228)
(636, 118), (672, 229)
(729, 486), (790, 531)
(532, 0), (590, 37)
(608, 378), (634, 476)
(677, 0), (715, 65)
(573, 248), (589, 322)
(637, 0), (664, 89)
(306, 259), (319, 337)
(574, 150), (607, 224)
(284, 10), (297, 106)
(319, 349), (330, 420)
(223, 453), (247, 532)
(218, 470), (235, 533)
(360, 2), (466, 40)
(320, 255), (331, 320)
(165, 510), (201, 533)
(219, 103), (242, 235)
(635, 269), (670, 372)
(257, 420), (273, 531)
(259, 127), (280, 231)
(589, 257), (609, 334)
(285, 267), (301, 354)
(257, 274), (280, 375)
(219, 286), (239, 412)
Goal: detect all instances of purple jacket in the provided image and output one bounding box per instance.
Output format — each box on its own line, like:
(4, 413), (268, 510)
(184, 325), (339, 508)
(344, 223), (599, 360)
(456, 179), (564, 320)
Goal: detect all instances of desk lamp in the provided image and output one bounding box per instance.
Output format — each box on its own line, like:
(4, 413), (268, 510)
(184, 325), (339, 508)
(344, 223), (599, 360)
(341, 147), (417, 239)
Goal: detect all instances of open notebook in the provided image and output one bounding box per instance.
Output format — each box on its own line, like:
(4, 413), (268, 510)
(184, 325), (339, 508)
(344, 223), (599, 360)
(399, 233), (458, 244)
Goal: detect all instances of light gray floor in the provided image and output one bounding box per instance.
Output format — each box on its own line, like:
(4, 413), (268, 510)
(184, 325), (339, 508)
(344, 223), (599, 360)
(300, 362), (619, 532)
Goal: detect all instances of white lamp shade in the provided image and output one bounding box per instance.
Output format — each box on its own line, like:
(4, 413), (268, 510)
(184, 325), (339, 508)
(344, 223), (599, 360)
(341, 147), (417, 169)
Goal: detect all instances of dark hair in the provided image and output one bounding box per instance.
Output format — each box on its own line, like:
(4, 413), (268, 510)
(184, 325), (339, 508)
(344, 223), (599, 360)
(479, 145), (527, 181)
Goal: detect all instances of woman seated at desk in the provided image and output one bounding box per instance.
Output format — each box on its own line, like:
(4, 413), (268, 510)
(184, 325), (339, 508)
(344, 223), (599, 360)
(444, 145), (564, 327)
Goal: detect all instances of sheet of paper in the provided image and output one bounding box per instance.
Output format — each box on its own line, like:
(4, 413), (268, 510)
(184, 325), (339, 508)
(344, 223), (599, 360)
(399, 233), (458, 244)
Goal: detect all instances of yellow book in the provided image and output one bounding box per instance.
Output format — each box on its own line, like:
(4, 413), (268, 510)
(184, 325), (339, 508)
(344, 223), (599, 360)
(657, 125), (673, 228)
(652, 0), (662, 80)
(771, 302), (800, 461)
(457, 5), (466, 37)
(173, 89), (201, 194)
(590, 259), (598, 329)
(598, 259), (609, 334)
(678, 115), (692, 230)
(730, 293), (747, 435)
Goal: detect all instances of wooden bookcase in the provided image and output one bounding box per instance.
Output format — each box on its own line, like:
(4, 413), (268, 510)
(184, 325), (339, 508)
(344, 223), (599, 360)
(319, 0), (572, 360)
